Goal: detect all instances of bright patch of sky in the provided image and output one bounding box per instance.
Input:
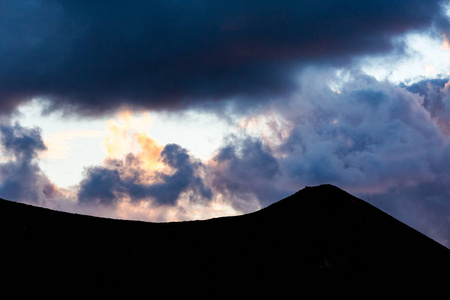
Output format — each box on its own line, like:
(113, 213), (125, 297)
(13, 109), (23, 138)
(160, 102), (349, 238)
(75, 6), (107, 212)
(361, 32), (450, 84)
(13, 100), (233, 188)
(12, 100), (108, 188)
(149, 111), (232, 160)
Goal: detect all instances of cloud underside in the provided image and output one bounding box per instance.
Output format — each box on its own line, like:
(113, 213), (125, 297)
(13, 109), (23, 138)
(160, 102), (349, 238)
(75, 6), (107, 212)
(0, 0), (448, 115)
(77, 144), (212, 207)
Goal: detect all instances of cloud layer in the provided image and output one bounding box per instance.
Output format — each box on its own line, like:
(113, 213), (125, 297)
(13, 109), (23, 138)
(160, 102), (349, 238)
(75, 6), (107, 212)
(213, 70), (450, 246)
(67, 69), (450, 246)
(0, 0), (448, 115)
(1, 70), (450, 246)
(78, 144), (212, 206)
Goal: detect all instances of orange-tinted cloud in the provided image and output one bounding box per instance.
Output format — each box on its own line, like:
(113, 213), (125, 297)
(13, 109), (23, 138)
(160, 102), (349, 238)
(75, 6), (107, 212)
(441, 33), (450, 50)
(135, 133), (165, 175)
(103, 111), (156, 158)
(103, 111), (165, 177)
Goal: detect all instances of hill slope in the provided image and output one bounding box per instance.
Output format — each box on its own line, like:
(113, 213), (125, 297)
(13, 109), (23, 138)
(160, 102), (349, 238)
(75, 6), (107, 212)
(1, 184), (449, 297)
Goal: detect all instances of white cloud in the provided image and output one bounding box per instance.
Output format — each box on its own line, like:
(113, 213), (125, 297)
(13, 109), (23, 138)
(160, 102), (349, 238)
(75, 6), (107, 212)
(361, 32), (450, 84)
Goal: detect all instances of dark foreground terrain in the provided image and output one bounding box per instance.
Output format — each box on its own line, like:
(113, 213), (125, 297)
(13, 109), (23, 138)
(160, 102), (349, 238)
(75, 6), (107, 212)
(1, 184), (449, 298)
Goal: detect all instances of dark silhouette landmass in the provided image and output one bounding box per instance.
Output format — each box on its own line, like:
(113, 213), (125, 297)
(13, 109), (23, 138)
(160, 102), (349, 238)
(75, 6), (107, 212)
(1, 184), (449, 298)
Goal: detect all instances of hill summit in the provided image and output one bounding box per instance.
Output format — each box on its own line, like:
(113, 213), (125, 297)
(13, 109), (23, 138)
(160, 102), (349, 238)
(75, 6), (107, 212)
(1, 184), (449, 298)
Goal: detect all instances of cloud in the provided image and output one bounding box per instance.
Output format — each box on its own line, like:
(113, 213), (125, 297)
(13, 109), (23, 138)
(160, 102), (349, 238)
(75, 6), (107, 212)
(103, 111), (157, 159)
(405, 78), (450, 134)
(210, 69), (450, 246)
(211, 136), (284, 211)
(1, 0), (450, 244)
(152, 144), (212, 204)
(265, 70), (438, 187)
(71, 112), (220, 219)
(442, 33), (450, 50)
(0, 0), (448, 115)
(77, 164), (123, 206)
(77, 144), (212, 207)
(0, 121), (60, 203)
(2, 69), (450, 246)
(0, 122), (46, 160)
(65, 71), (450, 246)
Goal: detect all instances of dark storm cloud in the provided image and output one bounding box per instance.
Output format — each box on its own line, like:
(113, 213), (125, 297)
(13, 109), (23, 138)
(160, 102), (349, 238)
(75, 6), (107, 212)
(0, 0), (448, 115)
(405, 78), (450, 133)
(77, 166), (122, 205)
(151, 144), (212, 204)
(77, 144), (211, 206)
(212, 136), (286, 210)
(0, 122), (55, 203)
(0, 122), (46, 160)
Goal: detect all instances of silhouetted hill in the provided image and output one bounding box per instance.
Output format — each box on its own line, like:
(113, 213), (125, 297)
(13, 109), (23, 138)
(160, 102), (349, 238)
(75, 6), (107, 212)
(1, 184), (449, 298)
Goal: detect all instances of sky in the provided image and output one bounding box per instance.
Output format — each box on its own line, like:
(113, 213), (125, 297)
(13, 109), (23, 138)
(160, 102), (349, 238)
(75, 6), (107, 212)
(1, 1), (450, 247)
